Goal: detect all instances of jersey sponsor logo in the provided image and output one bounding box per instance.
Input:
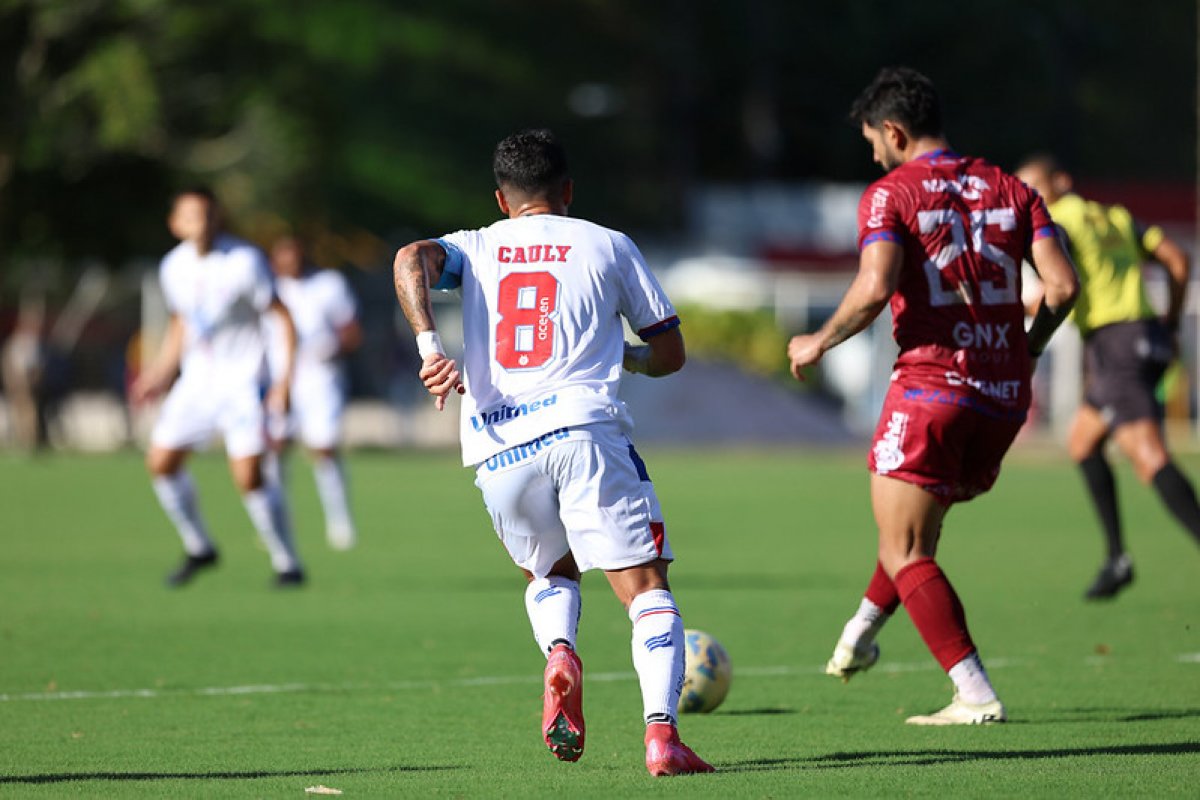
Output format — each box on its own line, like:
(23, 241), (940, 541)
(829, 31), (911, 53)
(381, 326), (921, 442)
(943, 371), (1022, 402)
(952, 321), (1011, 350)
(497, 244), (573, 264)
(481, 426), (571, 472)
(470, 393), (559, 432)
(872, 411), (908, 473)
(921, 175), (991, 200)
(903, 386), (1026, 420)
(866, 187), (890, 228)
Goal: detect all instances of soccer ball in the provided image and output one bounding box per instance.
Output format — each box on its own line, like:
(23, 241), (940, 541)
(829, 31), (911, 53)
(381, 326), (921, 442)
(678, 629), (732, 714)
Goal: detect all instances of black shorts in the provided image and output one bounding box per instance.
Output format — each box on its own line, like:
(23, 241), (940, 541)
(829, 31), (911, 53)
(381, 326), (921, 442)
(1082, 319), (1173, 427)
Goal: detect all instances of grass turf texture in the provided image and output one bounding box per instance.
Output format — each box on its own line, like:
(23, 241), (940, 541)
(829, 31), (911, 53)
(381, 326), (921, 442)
(0, 446), (1197, 797)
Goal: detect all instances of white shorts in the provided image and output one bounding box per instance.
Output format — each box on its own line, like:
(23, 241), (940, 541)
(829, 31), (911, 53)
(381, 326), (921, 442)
(473, 422), (673, 579)
(151, 373), (267, 459)
(275, 371), (345, 450)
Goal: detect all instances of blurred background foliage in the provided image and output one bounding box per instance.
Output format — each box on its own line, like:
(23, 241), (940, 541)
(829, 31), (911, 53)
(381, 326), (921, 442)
(0, 0), (1194, 284)
(676, 304), (791, 377)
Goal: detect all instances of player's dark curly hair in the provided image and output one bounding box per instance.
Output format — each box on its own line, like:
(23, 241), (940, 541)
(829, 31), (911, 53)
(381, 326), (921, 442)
(850, 67), (943, 139)
(493, 129), (570, 196)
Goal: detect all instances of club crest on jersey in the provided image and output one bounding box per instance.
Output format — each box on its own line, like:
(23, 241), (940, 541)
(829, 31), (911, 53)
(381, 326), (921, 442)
(872, 411), (908, 474)
(497, 244), (572, 264)
(470, 393), (558, 432)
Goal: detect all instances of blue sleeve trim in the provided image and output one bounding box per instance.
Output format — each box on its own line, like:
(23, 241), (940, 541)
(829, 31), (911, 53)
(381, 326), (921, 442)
(861, 231), (902, 249)
(1032, 225), (1057, 241)
(636, 315), (680, 342)
(432, 239), (464, 290)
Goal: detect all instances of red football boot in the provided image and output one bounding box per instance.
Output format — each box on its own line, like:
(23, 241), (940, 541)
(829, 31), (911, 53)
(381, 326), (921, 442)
(542, 644), (585, 761)
(644, 722), (714, 776)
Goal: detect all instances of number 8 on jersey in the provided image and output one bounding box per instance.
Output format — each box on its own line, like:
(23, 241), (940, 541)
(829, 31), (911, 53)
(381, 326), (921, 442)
(495, 271), (560, 370)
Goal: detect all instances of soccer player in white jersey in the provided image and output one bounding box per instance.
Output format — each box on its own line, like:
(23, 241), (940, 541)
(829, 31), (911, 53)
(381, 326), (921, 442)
(266, 236), (363, 550)
(131, 188), (306, 588)
(393, 129), (713, 777)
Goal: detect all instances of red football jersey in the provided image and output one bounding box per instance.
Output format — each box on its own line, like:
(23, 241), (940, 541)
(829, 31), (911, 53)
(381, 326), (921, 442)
(856, 149), (1057, 410)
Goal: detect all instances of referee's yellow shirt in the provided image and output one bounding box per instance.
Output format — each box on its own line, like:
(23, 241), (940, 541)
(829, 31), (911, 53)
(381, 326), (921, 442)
(1048, 193), (1165, 337)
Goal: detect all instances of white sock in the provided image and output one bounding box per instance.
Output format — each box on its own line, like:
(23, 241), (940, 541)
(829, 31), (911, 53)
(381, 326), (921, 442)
(152, 472), (214, 556)
(629, 589), (685, 726)
(242, 485), (301, 573)
(313, 456), (355, 543)
(524, 576), (581, 655)
(839, 598), (892, 648)
(948, 652), (998, 705)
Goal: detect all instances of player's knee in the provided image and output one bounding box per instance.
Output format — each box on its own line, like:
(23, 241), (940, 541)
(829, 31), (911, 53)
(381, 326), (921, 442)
(1133, 451), (1169, 484)
(146, 447), (181, 477)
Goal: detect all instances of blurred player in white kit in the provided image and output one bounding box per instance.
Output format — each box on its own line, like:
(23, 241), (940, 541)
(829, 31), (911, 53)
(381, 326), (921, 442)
(393, 129), (713, 776)
(266, 236), (363, 550)
(132, 188), (306, 588)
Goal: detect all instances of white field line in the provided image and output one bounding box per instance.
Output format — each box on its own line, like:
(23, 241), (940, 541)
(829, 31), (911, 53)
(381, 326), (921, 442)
(0, 655), (1189, 704)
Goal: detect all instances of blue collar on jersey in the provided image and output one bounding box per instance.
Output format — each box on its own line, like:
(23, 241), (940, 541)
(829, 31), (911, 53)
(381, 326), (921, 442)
(916, 148), (959, 163)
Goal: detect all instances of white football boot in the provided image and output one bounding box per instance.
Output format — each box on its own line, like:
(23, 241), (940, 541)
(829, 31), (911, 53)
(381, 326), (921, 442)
(824, 640), (880, 683)
(905, 694), (1007, 725)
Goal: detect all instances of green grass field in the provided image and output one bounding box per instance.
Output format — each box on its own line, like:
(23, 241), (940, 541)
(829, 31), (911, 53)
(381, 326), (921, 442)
(1, 445), (1197, 797)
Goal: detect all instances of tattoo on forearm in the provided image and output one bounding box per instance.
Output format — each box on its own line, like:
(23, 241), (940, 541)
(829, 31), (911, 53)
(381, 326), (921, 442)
(394, 253), (435, 333)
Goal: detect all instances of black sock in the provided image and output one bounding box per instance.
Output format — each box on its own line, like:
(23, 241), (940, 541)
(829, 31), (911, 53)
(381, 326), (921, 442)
(1151, 462), (1200, 546)
(1079, 453), (1124, 559)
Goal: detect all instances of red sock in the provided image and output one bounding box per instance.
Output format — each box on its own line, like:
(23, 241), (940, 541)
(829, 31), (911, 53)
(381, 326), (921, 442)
(864, 561), (900, 614)
(894, 558), (975, 672)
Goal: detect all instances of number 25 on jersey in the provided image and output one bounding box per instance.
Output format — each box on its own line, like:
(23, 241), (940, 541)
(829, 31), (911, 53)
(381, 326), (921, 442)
(919, 208), (1018, 307)
(495, 271), (560, 370)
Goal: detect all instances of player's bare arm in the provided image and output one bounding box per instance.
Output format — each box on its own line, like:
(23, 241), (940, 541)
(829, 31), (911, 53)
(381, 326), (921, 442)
(1026, 235), (1080, 356)
(1152, 233), (1191, 334)
(624, 328), (685, 377)
(267, 296), (297, 415)
(131, 313), (185, 402)
(393, 240), (464, 410)
(789, 240), (901, 380)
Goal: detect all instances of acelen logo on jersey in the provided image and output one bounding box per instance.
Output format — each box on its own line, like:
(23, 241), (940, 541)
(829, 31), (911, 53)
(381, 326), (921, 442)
(497, 244), (572, 264)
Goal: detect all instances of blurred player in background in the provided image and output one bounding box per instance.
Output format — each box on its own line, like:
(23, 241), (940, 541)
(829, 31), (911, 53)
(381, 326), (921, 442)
(131, 188), (305, 588)
(789, 68), (1078, 724)
(1015, 155), (1199, 600)
(393, 129), (712, 776)
(266, 236), (363, 551)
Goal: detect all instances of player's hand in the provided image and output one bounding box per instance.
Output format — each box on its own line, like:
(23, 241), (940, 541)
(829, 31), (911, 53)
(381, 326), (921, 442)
(419, 354), (465, 411)
(129, 370), (169, 404)
(787, 334), (824, 381)
(266, 380), (291, 417)
(623, 343), (652, 375)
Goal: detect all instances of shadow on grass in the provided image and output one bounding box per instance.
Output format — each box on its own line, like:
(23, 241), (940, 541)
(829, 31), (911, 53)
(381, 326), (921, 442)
(721, 741), (1200, 773)
(718, 707), (797, 717)
(1042, 708), (1200, 723)
(0, 764), (458, 785)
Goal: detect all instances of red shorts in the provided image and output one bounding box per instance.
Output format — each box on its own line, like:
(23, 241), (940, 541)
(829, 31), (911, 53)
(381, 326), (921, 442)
(867, 378), (1026, 506)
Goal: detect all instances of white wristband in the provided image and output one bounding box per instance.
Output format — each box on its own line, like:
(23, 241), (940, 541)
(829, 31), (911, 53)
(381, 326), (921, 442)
(416, 331), (445, 360)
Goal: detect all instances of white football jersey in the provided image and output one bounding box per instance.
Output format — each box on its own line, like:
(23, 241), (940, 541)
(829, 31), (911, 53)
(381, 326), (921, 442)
(159, 233), (274, 385)
(436, 214), (679, 466)
(268, 269), (358, 384)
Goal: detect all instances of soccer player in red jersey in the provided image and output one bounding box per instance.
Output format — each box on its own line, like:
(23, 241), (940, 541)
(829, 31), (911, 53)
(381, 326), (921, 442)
(788, 67), (1079, 724)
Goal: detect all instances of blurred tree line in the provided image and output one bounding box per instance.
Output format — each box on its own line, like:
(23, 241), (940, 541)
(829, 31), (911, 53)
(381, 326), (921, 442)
(0, 0), (1194, 283)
